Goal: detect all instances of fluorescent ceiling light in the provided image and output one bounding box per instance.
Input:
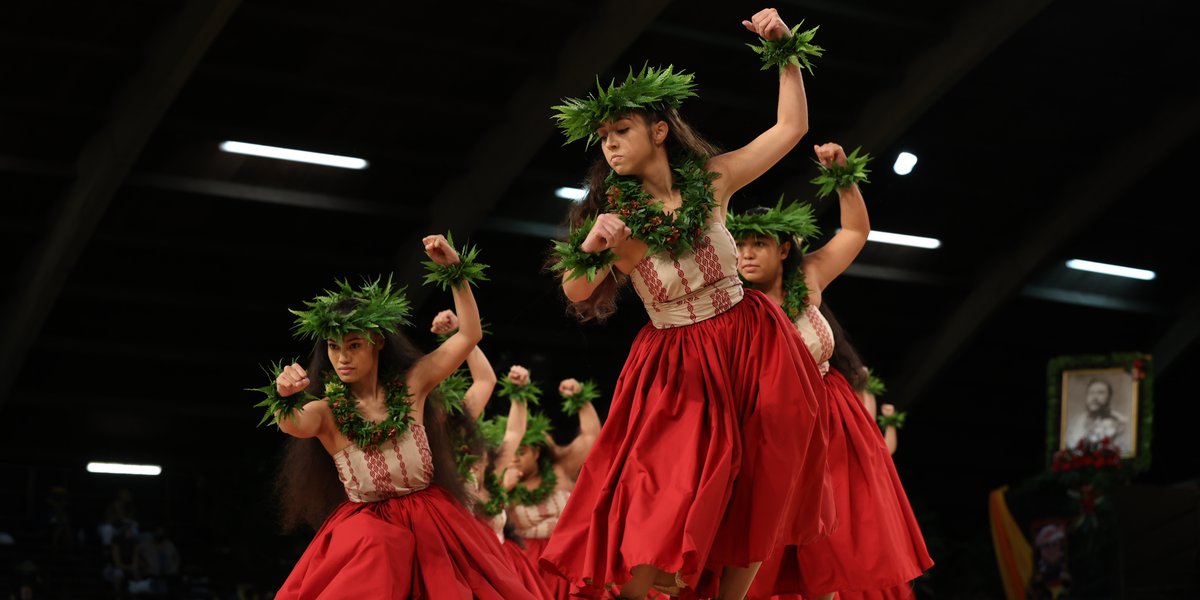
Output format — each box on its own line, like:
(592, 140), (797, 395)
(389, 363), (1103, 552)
(87, 462), (162, 476)
(219, 141), (368, 170)
(555, 186), (587, 201)
(868, 230), (941, 249)
(893, 151), (918, 175)
(1066, 259), (1155, 281)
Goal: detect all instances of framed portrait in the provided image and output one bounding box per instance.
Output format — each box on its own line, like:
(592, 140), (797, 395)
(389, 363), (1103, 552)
(1046, 353), (1153, 473)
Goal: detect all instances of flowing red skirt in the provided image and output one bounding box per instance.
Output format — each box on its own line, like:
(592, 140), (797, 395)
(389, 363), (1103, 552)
(750, 368), (933, 599)
(540, 290), (833, 599)
(519, 537), (572, 599)
(277, 485), (542, 600)
(502, 538), (558, 599)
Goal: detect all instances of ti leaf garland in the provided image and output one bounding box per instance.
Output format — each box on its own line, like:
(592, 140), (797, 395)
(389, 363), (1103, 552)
(422, 231), (490, 291)
(249, 359), (317, 427)
(551, 217), (618, 283)
(811, 146), (872, 198)
(747, 21), (824, 75)
(561, 380), (602, 416)
(497, 376), (543, 406)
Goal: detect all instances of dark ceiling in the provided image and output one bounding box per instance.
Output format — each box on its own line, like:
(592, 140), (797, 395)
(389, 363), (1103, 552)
(2, 0), (1199, 592)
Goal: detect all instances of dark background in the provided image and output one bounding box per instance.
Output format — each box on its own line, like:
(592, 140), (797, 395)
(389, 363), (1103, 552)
(2, 0), (1198, 597)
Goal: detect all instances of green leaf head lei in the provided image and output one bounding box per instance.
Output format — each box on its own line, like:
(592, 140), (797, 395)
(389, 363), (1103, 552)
(726, 198), (821, 319)
(289, 275), (412, 343)
(725, 196), (820, 247)
(522, 412), (555, 449)
(552, 64), (698, 148)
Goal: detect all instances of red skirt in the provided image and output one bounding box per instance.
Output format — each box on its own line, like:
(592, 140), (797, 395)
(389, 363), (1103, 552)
(520, 537), (572, 599)
(277, 486), (542, 600)
(539, 290), (833, 599)
(502, 538), (558, 599)
(750, 368), (933, 599)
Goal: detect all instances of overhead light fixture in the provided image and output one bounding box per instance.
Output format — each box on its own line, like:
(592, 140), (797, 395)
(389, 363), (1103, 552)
(893, 151), (918, 176)
(219, 141), (368, 170)
(555, 186), (587, 201)
(868, 230), (941, 249)
(87, 462), (162, 476)
(1066, 259), (1156, 281)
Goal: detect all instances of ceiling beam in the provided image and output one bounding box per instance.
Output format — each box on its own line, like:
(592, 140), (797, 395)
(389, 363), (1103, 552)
(891, 99), (1200, 408)
(778, 0), (1052, 205)
(0, 0), (240, 408)
(394, 0), (673, 310)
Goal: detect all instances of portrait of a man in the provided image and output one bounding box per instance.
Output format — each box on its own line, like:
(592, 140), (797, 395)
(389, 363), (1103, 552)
(1060, 368), (1136, 457)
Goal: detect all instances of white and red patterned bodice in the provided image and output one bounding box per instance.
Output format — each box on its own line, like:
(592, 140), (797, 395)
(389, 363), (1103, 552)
(331, 424), (434, 503)
(793, 304), (834, 376)
(629, 220), (745, 328)
(507, 489), (570, 540)
(486, 510), (507, 544)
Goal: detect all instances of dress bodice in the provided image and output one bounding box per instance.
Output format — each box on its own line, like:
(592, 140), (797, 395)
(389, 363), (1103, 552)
(507, 489), (570, 540)
(331, 424), (434, 503)
(793, 304), (834, 376)
(628, 220), (745, 328)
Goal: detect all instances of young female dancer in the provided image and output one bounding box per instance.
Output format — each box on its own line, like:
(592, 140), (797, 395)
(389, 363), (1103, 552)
(541, 9), (832, 599)
(729, 145), (932, 599)
(258, 235), (538, 599)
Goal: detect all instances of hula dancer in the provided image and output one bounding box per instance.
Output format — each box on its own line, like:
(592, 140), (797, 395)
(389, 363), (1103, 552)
(541, 8), (833, 600)
(506, 377), (601, 600)
(728, 144), (932, 600)
(256, 234), (537, 599)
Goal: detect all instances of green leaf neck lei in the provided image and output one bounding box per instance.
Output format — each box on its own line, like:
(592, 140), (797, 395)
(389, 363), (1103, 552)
(509, 455), (558, 506)
(324, 372), (414, 449)
(479, 471), (508, 517)
(605, 157), (719, 257)
(781, 268), (812, 321)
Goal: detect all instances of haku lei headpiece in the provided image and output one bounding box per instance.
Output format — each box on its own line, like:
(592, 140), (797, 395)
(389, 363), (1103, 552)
(289, 275), (412, 343)
(552, 64), (697, 148)
(725, 196), (820, 245)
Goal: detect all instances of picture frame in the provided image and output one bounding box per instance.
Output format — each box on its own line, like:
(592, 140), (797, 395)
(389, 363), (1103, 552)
(1046, 353), (1153, 473)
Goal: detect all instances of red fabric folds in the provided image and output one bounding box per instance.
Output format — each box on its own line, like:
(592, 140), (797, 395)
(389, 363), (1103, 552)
(277, 485), (542, 600)
(750, 368), (933, 599)
(540, 290), (833, 599)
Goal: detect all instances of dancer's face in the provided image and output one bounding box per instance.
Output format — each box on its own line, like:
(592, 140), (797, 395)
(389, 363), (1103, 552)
(597, 113), (666, 177)
(326, 333), (381, 384)
(736, 235), (790, 288)
(512, 444), (541, 480)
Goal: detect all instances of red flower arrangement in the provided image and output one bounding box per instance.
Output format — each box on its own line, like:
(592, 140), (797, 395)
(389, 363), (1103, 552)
(1051, 437), (1122, 474)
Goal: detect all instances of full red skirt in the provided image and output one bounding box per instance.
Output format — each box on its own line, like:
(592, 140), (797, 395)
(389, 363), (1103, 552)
(277, 486), (542, 599)
(540, 290), (833, 599)
(520, 537), (572, 599)
(502, 538), (558, 599)
(750, 368), (933, 599)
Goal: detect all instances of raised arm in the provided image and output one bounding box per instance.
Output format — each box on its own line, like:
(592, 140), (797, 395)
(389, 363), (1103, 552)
(409, 235), (483, 397)
(880, 403), (900, 455)
(495, 366), (530, 484)
(557, 378), (603, 481)
(462, 347), (497, 420)
(802, 143), (869, 293)
(707, 8), (809, 208)
(430, 309), (497, 420)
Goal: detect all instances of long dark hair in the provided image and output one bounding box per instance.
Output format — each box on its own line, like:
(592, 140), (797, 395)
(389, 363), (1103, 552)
(274, 324), (471, 532)
(819, 301), (870, 392)
(558, 107), (723, 322)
